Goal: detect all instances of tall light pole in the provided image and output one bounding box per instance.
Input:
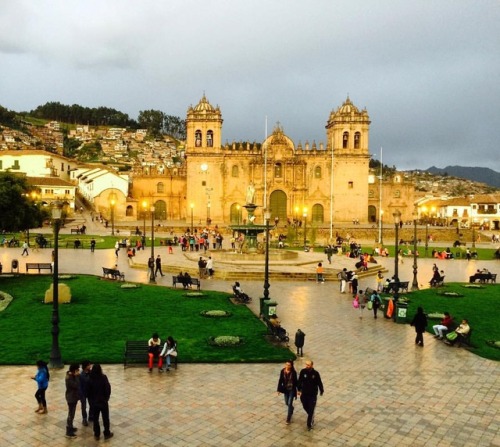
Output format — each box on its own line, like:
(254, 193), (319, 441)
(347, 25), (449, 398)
(425, 224), (429, 258)
(393, 210), (402, 298)
(303, 207), (308, 250)
(472, 224), (476, 249)
(109, 192), (117, 236)
(412, 210), (419, 290)
(49, 201), (63, 369)
(263, 210), (271, 301)
(149, 204), (156, 284)
(380, 210), (384, 246)
(142, 199), (148, 239)
(190, 203), (194, 233)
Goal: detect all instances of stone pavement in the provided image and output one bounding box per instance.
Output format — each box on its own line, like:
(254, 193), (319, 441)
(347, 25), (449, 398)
(0, 243), (499, 446)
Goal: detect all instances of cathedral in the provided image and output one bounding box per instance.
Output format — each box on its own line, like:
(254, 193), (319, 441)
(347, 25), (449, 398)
(132, 95), (378, 227)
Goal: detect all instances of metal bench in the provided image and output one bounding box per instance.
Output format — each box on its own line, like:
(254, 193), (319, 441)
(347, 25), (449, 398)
(172, 276), (201, 290)
(124, 340), (178, 368)
(26, 263), (53, 273)
(102, 267), (125, 281)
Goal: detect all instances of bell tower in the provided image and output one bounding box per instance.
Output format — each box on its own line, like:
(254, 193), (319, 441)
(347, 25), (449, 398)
(326, 97), (371, 222)
(185, 95), (224, 224)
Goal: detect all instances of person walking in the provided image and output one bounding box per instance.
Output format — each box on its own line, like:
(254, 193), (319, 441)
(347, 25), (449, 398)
(294, 329), (306, 357)
(32, 360), (49, 414)
(80, 360), (93, 426)
(147, 256), (155, 279)
(155, 255), (164, 277)
(206, 256), (214, 278)
(87, 364), (113, 441)
(276, 360), (298, 424)
(21, 241), (29, 256)
(297, 360), (324, 431)
(65, 363), (80, 439)
(114, 241), (120, 257)
(411, 306), (428, 347)
(370, 290), (382, 319)
(90, 238), (96, 253)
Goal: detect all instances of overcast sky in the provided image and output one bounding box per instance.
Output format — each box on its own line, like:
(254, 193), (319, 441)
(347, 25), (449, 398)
(1, 0), (499, 171)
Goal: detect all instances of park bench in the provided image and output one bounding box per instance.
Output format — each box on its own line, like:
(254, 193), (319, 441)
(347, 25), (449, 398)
(26, 263), (53, 273)
(124, 340), (178, 369)
(383, 281), (409, 294)
(102, 267), (125, 281)
(469, 273), (496, 283)
(445, 329), (474, 349)
(172, 275), (201, 290)
(232, 285), (252, 304)
(263, 318), (289, 344)
(70, 228), (80, 234)
(431, 276), (445, 287)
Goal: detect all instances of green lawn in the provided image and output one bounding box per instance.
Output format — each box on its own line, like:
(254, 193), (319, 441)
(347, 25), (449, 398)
(0, 275), (293, 365)
(403, 283), (500, 361)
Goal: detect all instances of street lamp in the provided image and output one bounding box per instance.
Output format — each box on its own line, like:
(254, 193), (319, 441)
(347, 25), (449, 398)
(263, 210), (271, 301)
(472, 224), (476, 249)
(149, 204), (156, 284)
(380, 210), (384, 246)
(109, 192), (117, 236)
(190, 203), (194, 233)
(142, 199), (148, 241)
(412, 210), (419, 290)
(303, 207), (308, 250)
(393, 209), (402, 298)
(49, 200), (63, 369)
(425, 224), (429, 257)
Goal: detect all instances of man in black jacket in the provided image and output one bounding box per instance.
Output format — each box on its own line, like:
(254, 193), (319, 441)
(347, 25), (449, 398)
(87, 364), (113, 440)
(297, 360), (324, 430)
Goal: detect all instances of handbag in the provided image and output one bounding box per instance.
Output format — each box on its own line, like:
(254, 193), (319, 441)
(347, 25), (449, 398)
(367, 301), (373, 310)
(352, 299), (359, 309)
(446, 331), (458, 341)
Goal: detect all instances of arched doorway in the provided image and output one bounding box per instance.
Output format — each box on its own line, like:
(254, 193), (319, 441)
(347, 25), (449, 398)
(269, 190), (287, 221)
(230, 203), (243, 224)
(368, 205), (377, 223)
(312, 204), (324, 223)
(154, 200), (166, 221)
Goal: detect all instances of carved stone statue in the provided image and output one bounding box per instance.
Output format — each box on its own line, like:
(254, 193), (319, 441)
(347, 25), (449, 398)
(246, 183), (255, 205)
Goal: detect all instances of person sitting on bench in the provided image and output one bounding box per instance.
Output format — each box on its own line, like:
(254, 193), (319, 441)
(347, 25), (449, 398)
(445, 319), (470, 346)
(147, 333), (163, 372)
(269, 314), (287, 337)
(183, 272), (193, 289)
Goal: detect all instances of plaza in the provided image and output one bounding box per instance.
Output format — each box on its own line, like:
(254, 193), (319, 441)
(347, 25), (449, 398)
(0, 222), (499, 447)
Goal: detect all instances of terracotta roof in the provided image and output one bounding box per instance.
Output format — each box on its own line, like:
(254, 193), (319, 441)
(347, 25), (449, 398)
(27, 176), (75, 187)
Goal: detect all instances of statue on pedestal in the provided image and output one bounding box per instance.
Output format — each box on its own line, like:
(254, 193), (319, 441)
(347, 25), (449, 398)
(246, 182), (255, 205)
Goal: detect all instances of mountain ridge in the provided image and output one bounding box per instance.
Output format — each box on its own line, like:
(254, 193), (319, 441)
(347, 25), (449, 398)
(425, 166), (500, 188)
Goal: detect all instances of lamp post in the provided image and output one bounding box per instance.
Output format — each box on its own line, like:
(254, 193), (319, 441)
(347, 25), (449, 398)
(190, 203), (194, 233)
(393, 210), (402, 299)
(425, 224), (429, 258)
(412, 210), (419, 290)
(142, 199), (148, 239)
(109, 192), (117, 236)
(472, 224), (476, 249)
(303, 207), (308, 250)
(149, 204), (156, 284)
(263, 210), (271, 301)
(49, 201), (63, 369)
(380, 210), (384, 246)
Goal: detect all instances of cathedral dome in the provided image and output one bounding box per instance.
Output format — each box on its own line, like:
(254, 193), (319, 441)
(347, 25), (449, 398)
(338, 97), (359, 115)
(193, 95), (215, 112)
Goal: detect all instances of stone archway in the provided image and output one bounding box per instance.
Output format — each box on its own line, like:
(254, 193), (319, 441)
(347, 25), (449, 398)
(154, 200), (166, 221)
(368, 205), (377, 223)
(269, 190), (287, 221)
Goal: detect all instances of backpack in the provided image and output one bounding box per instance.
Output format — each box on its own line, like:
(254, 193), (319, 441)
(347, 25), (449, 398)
(352, 298), (360, 309)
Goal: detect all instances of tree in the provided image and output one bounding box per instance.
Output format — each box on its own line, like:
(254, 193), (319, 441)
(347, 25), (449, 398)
(138, 109), (164, 138)
(0, 173), (47, 232)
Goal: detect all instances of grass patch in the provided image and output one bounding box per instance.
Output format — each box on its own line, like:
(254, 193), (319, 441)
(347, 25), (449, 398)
(0, 275), (293, 365)
(403, 283), (500, 361)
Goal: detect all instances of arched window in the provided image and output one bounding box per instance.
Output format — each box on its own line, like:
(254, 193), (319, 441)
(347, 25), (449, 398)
(343, 132), (349, 149)
(126, 205), (134, 217)
(312, 204), (324, 223)
(354, 132), (361, 149)
(206, 130), (213, 147)
(231, 165), (239, 177)
(274, 162), (283, 178)
(368, 189), (375, 198)
(157, 182), (164, 193)
(314, 166), (322, 179)
(195, 130), (202, 147)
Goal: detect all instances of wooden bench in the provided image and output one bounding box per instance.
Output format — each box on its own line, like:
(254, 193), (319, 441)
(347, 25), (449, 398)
(172, 276), (201, 290)
(445, 329), (474, 349)
(124, 340), (178, 369)
(70, 228), (80, 234)
(383, 281), (409, 294)
(26, 263), (53, 273)
(263, 318), (289, 344)
(102, 267), (125, 281)
(431, 276), (445, 287)
(469, 273), (496, 283)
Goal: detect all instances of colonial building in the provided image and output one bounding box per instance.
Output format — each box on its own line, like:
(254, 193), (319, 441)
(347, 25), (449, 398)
(132, 95), (380, 226)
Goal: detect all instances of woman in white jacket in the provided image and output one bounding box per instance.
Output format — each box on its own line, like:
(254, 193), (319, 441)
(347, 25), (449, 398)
(160, 336), (177, 371)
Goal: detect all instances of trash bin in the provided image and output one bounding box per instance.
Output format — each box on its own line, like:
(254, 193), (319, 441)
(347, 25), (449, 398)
(11, 259), (19, 273)
(263, 300), (278, 318)
(395, 301), (408, 324)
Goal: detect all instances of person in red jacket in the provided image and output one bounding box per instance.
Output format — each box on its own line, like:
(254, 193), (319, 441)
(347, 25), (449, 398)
(432, 312), (453, 339)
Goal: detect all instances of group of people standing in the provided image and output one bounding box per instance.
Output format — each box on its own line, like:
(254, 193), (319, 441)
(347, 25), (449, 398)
(32, 360), (113, 440)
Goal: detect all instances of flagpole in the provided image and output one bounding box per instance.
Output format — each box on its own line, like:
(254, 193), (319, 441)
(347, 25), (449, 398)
(264, 116), (268, 211)
(330, 134), (334, 242)
(378, 147), (383, 244)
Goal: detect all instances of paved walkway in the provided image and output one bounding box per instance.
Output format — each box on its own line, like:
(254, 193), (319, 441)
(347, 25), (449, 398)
(0, 242), (499, 446)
